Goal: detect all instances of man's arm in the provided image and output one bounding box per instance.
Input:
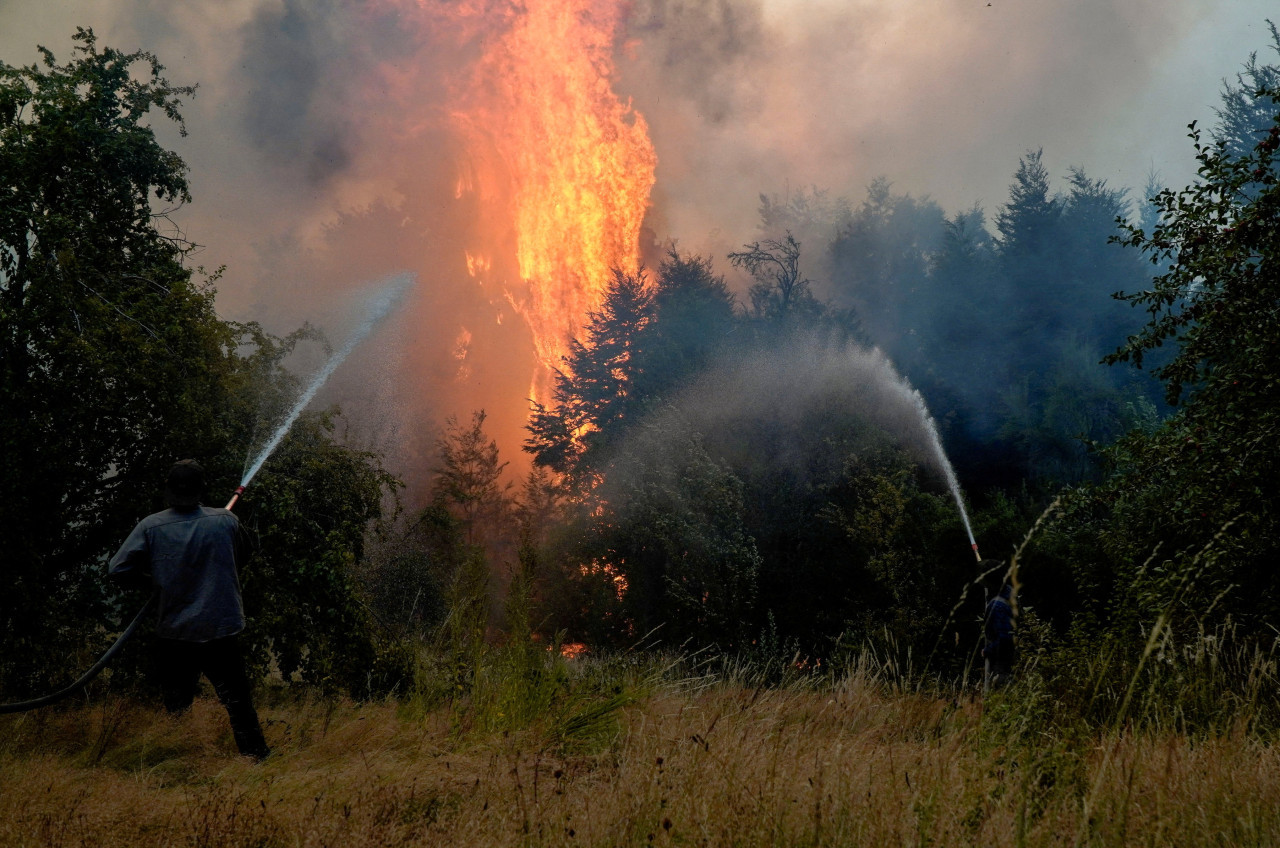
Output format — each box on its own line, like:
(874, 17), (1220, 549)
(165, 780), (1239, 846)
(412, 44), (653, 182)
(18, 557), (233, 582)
(108, 521), (152, 591)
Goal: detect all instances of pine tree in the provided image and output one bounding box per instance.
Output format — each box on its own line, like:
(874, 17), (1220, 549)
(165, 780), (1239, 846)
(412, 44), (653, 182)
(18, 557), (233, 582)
(995, 149), (1061, 258)
(630, 249), (738, 403)
(433, 410), (511, 549)
(1213, 21), (1280, 163)
(526, 268), (654, 477)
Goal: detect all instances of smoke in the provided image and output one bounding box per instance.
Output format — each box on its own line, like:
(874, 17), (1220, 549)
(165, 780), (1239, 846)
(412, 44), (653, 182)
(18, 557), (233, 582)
(0, 0), (1272, 498)
(92, 0), (538, 493)
(616, 0), (1221, 248)
(236, 0), (359, 183)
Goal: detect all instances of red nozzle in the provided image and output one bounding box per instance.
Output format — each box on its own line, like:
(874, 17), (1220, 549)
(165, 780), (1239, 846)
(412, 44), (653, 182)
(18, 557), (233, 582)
(225, 485), (246, 511)
(972, 542), (981, 562)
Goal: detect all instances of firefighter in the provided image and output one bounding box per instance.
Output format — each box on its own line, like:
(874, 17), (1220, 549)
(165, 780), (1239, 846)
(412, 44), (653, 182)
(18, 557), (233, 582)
(982, 582), (1016, 693)
(109, 460), (270, 760)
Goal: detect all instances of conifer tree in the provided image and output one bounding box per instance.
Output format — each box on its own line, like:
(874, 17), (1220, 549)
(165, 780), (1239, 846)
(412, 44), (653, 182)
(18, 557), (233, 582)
(526, 268), (654, 477)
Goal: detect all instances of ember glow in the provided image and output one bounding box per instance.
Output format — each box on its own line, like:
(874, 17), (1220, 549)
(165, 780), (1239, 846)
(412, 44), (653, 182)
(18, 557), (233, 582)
(559, 642), (589, 660)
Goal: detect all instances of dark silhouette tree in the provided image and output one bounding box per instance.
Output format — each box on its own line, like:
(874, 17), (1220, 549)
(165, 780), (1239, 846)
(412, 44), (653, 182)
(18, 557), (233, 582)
(924, 205), (999, 370)
(583, 416), (761, 646)
(629, 249), (739, 404)
(995, 149), (1062, 259)
(0, 30), (223, 692)
(0, 30), (400, 697)
(1213, 21), (1280, 164)
(729, 232), (819, 321)
(433, 410), (512, 549)
(828, 179), (945, 361)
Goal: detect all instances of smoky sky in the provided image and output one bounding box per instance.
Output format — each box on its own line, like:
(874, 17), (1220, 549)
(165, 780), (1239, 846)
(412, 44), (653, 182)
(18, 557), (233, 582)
(0, 0), (1274, 492)
(237, 0), (356, 182)
(617, 0), (1274, 250)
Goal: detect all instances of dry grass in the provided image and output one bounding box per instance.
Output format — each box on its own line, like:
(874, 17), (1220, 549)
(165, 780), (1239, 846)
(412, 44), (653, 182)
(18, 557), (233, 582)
(3, 668), (1280, 848)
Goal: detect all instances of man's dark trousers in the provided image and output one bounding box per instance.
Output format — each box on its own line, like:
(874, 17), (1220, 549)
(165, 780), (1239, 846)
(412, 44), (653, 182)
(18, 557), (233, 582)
(158, 635), (268, 759)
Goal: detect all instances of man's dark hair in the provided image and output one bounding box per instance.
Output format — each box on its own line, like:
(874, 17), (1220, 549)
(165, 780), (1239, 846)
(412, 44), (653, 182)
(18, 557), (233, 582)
(166, 459), (205, 509)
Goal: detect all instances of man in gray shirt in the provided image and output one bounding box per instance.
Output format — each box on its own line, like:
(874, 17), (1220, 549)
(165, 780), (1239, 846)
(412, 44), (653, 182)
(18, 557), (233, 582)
(109, 460), (269, 760)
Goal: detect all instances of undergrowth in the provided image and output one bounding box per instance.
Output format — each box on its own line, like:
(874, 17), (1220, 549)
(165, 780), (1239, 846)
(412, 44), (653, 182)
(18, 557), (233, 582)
(3, 516), (1279, 846)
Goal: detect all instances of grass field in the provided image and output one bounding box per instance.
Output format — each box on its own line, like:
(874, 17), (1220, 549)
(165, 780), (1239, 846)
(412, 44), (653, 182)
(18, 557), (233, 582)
(3, 655), (1279, 848)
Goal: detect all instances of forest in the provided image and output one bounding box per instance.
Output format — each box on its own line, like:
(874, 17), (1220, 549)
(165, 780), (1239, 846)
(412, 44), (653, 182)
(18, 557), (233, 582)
(1, 22), (1279, 847)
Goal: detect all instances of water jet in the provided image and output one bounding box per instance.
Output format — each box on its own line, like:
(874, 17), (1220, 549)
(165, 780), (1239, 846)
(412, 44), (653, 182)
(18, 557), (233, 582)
(0, 272), (414, 713)
(236, 272), (414, 497)
(910, 390), (981, 561)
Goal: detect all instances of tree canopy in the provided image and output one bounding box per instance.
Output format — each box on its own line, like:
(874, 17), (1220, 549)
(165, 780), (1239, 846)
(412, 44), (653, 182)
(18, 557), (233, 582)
(0, 30), (399, 697)
(0, 30), (229, 689)
(1081, 81), (1280, 627)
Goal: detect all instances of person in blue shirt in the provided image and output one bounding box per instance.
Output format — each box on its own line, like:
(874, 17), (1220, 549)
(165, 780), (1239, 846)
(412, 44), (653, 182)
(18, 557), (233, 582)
(982, 582), (1016, 693)
(109, 460), (269, 760)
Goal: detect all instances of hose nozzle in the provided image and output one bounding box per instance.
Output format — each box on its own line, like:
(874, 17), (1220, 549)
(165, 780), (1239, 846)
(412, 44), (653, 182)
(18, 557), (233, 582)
(225, 485), (246, 511)
(972, 542), (981, 562)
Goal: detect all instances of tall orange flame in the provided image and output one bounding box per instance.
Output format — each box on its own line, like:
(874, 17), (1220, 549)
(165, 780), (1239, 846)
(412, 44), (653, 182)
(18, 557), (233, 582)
(449, 0), (656, 376)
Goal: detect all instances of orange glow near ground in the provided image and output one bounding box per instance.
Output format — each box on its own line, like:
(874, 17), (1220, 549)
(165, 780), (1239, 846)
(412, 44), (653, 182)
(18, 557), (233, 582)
(559, 642), (589, 659)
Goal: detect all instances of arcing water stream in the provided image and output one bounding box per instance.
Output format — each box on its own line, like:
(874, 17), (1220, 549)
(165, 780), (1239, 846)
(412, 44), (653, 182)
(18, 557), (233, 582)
(662, 335), (982, 562)
(0, 273), (415, 714)
(239, 272), (414, 491)
(230, 275), (972, 557)
(910, 390), (981, 560)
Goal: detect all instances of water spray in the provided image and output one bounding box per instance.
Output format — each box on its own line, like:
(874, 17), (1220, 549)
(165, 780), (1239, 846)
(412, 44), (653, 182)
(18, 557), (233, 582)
(0, 273), (414, 714)
(237, 272), (413, 494)
(671, 336), (984, 564)
(909, 390), (981, 562)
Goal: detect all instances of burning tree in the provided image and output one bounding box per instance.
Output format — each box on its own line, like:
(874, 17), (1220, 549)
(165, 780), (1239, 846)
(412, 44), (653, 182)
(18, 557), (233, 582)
(526, 268), (653, 478)
(521, 247), (977, 654)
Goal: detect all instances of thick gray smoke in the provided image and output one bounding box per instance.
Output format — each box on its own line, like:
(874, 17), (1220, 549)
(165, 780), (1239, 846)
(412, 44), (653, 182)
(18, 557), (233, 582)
(617, 0), (1265, 251)
(0, 0), (1272, 496)
(236, 0), (360, 183)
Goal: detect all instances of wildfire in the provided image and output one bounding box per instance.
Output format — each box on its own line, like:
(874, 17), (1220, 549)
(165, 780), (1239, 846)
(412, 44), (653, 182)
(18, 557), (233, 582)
(452, 326), (473, 379)
(464, 251), (491, 278)
(359, 0), (655, 417)
(559, 642), (589, 660)
(447, 0), (657, 372)
(581, 559), (628, 601)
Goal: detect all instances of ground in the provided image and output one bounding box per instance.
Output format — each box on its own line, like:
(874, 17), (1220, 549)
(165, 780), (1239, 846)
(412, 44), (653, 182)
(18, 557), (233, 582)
(2, 673), (1278, 847)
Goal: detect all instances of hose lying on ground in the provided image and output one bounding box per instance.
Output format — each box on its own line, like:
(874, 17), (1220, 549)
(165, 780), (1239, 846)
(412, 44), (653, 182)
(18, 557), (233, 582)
(0, 595), (155, 714)
(1, 487), (244, 715)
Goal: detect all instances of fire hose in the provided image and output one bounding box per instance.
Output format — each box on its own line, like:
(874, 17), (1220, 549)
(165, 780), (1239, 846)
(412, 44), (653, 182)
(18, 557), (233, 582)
(0, 486), (246, 715)
(0, 275), (413, 716)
